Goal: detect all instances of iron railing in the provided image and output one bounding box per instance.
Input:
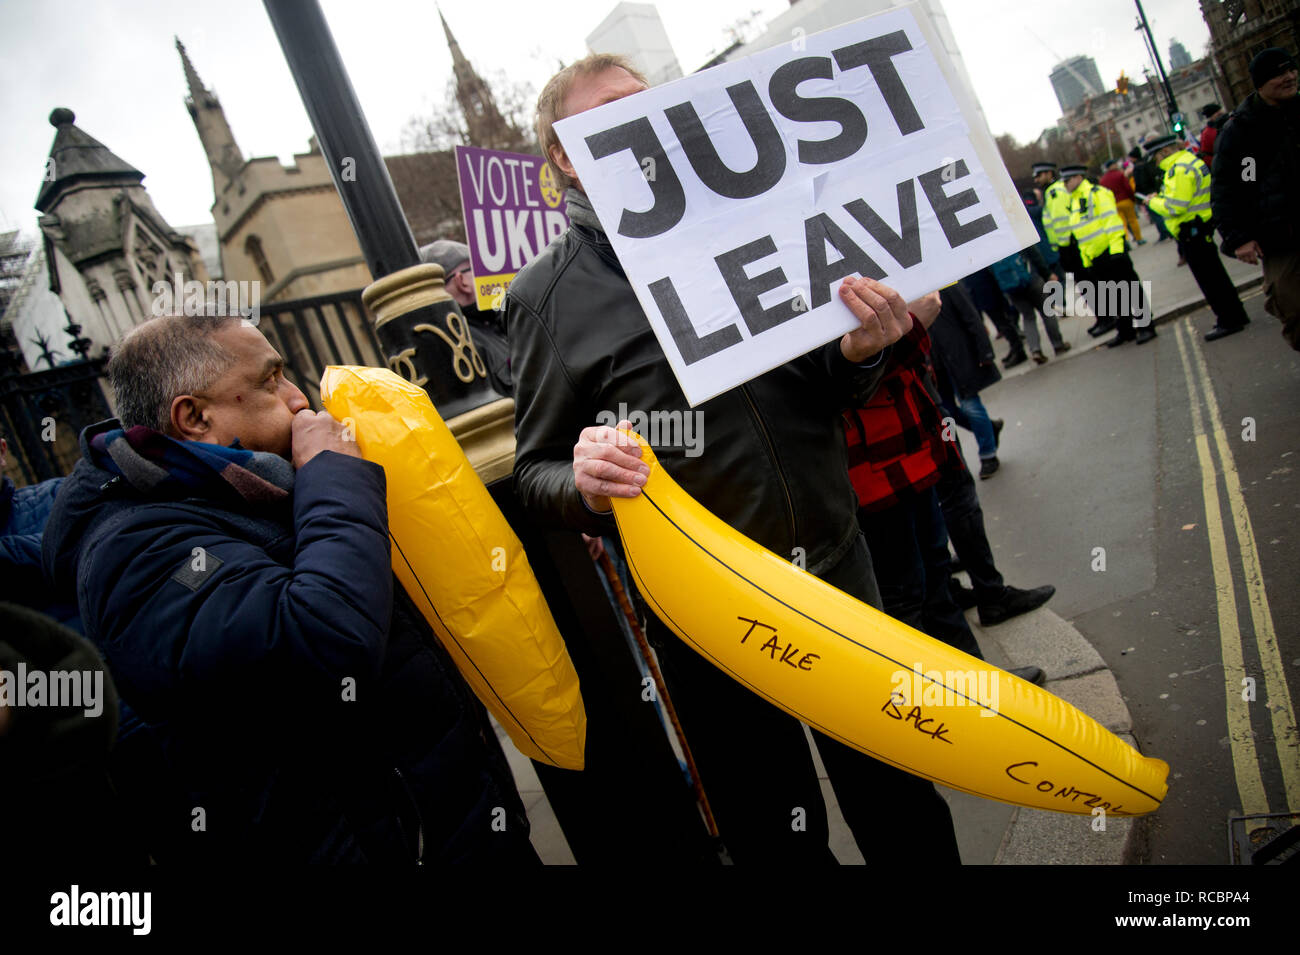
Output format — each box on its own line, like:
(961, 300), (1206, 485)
(256, 288), (382, 406)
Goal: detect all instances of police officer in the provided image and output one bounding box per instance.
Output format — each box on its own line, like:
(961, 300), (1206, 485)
(1035, 161), (1112, 338)
(1143, 133), (1249, 341)
(1062, 162), (1155, 347)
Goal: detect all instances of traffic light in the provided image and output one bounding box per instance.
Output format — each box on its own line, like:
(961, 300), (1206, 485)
(1117, 71), (1129, 95)
(1172, 112), (1185, 138)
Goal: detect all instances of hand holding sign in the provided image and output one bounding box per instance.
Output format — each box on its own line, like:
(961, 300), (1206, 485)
(838, 277), (913, 363)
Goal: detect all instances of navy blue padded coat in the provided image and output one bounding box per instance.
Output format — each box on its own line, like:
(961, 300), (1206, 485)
(43, 423), (534, 864)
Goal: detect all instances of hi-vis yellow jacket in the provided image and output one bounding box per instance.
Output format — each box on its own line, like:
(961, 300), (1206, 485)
(1066, 181), (1127, 267)
(1042, 179), (1072, 249)
(1146, 149), (1212, 239)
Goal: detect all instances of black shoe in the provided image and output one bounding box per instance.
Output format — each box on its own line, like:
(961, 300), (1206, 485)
(1087, 321), (1117, 338)
(1053, 341), (1072, 355)
(1106, 333), (1135, 348)
(979, 456), (1000, 479)
(1032, 350), (1048, 364)
(1135, 327), (1157, 344)
(992, 418), (1004, 450)
(1007, 666), (1046, 686)
(949, 578), (979, 610)
(1204, 324), (1245, 342)
(978, 584), (1056, 626)
(1002, 350), (1028, 369)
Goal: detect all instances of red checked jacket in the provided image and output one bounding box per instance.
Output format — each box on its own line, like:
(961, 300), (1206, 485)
(842, 321), (965, 513)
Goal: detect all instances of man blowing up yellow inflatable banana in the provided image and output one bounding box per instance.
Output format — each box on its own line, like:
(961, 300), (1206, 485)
(506, 52), (961, 866)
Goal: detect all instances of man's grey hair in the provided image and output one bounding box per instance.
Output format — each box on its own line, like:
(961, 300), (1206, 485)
(108, 314), (241, 433)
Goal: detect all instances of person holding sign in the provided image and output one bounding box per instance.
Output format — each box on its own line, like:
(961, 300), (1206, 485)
(509, 53), (963, 865)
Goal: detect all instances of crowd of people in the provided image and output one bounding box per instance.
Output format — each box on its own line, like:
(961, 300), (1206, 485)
(2, 46), (1295, 867)
(1018, 47), (1298, 351)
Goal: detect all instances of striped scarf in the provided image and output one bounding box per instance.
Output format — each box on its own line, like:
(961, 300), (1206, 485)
(88, 426), (294, 507)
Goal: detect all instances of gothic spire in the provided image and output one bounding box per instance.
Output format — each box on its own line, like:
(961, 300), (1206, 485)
(176, 37), (209, 109)
(437, 8), (520, 150)
(438, 5), (460, 59)
(176, 37), (245, 199)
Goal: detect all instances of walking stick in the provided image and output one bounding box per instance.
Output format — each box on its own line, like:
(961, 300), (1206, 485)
(594, 547), (723, 844)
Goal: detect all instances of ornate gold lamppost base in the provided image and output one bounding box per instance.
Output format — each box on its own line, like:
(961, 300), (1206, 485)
(362, 263), (515, 484)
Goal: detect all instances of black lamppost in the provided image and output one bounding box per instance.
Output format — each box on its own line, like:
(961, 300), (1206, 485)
(1135, 0), (1183, 136)
(263, 0), (501, 424)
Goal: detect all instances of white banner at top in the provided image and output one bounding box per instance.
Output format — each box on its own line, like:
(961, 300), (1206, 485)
(556, 2), (1038, 406)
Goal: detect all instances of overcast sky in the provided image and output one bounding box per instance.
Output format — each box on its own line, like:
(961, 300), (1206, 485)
(0, 0), (1212, 235)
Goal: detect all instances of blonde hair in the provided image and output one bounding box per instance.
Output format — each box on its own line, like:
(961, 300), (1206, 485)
(535, 53), (648, 192)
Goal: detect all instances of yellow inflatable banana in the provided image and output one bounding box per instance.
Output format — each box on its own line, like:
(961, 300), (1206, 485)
(611, 432), (1168, 815)
(320, 366), (585, 770)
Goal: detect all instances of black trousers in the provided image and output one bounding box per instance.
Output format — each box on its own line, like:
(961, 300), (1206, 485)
(1057, 241), (1083, 278)
(858, 488), (985, 660)
(647, 533), (962, 865)
(988, 305), (1024, 352)
(1086, 250), (1147, 339)
(1179, 223), (1249, 329)
(936, 448), (1006, 607)
(964, 268), (1023, 351)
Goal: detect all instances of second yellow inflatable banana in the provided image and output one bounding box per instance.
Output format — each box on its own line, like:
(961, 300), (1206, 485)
(611, 432), (1168, 816)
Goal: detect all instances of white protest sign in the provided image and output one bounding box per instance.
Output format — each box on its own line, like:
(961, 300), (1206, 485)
(555, 2), (1038, 406)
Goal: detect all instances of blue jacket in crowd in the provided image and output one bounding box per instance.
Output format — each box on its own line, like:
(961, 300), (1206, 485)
(989, 253), (1036, 293)
(42, 422), (535, 864)
(1, 474), (78, 625)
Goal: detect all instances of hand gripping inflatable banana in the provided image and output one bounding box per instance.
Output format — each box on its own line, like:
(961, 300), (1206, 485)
(611, 433), (1168, 815)
(320, 366), (585, 770)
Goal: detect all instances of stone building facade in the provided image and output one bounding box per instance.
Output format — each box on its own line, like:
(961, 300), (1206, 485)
(1201, 0), (1300, 107)
(1059, 59), (1223, 156)
(32, 107), (209, 362)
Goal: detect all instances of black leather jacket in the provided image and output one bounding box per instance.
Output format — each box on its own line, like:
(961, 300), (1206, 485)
(507, 190), (890, 576)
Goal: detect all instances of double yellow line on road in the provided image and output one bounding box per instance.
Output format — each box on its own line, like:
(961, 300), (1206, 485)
(1173, 319), (1299, 816)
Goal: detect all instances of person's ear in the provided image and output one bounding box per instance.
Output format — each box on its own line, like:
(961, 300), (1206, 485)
(169, 394), (209, 441)
(549, 142), (577, 186)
